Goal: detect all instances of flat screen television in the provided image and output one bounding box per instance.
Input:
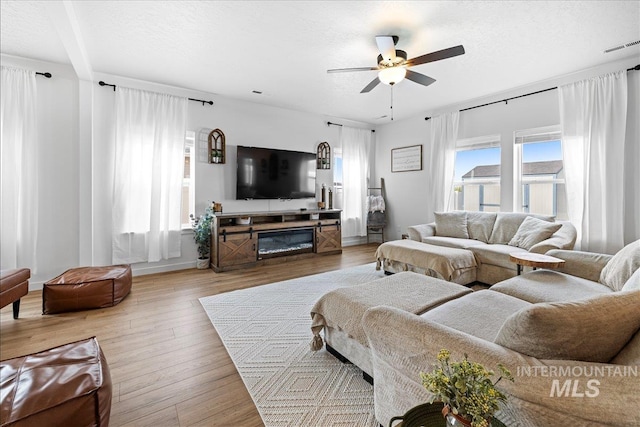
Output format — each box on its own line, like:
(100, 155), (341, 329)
(236, 146), (316, 200)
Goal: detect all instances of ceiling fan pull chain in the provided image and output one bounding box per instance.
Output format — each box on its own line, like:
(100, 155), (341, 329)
(390, 85), (394, 121)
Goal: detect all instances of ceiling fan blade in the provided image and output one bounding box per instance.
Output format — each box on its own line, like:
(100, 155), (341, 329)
(360, 77), (381, 93)
(405, 70), (436, 87)
(405, 45), (465, 67)
(375, 35), (397, 62)
(327, 66), (379, 73)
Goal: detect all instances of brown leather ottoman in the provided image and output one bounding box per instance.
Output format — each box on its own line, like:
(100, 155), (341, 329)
(0, 268), (30, 319)
(43, 265), (132, 314)
(0, 337), (112, 427)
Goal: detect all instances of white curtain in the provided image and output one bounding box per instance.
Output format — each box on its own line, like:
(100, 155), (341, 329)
(112, 87), (187, 264)
(0, 66), (39, 271)
(340, 126), (371, 237)
(426, 111), (459, 219)
(559, 70), (628, 253)
(624, 69), (640, 247)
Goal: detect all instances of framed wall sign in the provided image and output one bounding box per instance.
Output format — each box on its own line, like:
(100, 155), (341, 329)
(391, 144), (423, 172)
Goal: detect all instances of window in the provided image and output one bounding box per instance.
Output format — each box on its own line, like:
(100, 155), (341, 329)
(514, 126), (566, 219)
(453, 135), (501, 212)
(332, 146), (343, 210)
(182, 131), (195, 228)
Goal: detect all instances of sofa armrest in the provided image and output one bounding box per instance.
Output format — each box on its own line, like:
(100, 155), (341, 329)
(529, 221), (577, 254)
(407, 223), (436, 241)
(363, 305), (521, 426)
(546, 249), (612, 282)
(363, 305), (640, 427)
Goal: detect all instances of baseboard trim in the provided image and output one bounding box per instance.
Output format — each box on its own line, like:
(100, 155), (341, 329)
(130, 261), (196, 276)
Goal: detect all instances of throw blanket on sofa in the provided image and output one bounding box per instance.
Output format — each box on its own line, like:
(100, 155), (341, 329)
(310, 272), (472, 351)
(375, 240), (477, 281)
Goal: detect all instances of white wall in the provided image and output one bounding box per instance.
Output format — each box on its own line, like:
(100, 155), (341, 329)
(7, 52), (635, 288)
(2, 55), (371, 287)
(374, 56), (640, 242)
(89, 73), (372, 276)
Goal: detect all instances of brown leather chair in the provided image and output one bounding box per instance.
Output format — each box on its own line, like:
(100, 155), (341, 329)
(0, 268), (30, 319)
(0, 337), (112, 427)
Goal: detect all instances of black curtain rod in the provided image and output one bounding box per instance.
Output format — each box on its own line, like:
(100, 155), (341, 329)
(424, 87), (557, 120)
(326, 121), (375, 132)
(36, 72), (52, 78)
(425, 64), (640, 121)
(98, 81), (213, 105)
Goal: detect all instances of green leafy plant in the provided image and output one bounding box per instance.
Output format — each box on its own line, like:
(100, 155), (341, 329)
(190, 206), (214, 259)
(420, 349), (514, 427)
(211, 149), (222, 162)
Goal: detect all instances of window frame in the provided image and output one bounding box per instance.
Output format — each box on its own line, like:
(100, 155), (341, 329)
(513, 125), (564, 216)
(332, 145), (343, 210)
(453, 134), (501, 212)
(181, 131), (196, 229)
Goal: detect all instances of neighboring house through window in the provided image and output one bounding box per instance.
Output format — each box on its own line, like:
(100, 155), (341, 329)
(453, 135), (501, 212)
(514, 126), (567, 219)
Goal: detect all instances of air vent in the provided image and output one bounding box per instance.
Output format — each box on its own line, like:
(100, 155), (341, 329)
(604, 40), (640, 53)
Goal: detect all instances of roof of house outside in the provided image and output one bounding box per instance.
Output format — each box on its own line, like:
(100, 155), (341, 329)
(462, 160), (563, 179)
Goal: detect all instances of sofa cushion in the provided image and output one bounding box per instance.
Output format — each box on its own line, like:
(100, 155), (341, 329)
(422, 236), (486, 249)
(466, 212), (497, 243)
(528, 221), (577, 254)
(434, 211), (469, 239)
(490, 270), (613, 304)
(622, 267), (640, 292)
(508, 216), (562, 251)
(421, 290), (530, 341)
(469, 244), (527, 270)
(599, 239), (640, 291)
(494, 290), (640, 362)
(489, 212), (554, 244)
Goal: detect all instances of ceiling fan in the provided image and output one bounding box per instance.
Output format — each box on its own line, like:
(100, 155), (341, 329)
(327, 36), (465, 93)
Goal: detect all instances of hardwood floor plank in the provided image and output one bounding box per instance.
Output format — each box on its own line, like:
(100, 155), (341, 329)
(0, 244), (379, 426)
(120, 405), (180, 427)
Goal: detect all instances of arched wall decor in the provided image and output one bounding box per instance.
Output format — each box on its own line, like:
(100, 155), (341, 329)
(317, 141), (330, 169)
(208, 129), (226, 164)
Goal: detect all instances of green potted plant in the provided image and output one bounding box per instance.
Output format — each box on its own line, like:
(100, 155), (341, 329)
(190, 206), (214, 269)
(211, 149), (222, 163)
(420, 349), (513, 427)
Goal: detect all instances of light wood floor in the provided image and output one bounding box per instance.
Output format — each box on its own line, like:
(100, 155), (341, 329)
(0, 243), (379, 426)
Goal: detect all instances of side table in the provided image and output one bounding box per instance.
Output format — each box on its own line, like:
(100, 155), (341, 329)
(509, 252), (565, 276)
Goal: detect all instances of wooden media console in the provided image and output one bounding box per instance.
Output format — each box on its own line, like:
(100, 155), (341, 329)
(210, 209), (342, 272)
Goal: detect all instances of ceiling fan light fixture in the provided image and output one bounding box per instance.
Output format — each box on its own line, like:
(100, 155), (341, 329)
(378, 67), (407, 85)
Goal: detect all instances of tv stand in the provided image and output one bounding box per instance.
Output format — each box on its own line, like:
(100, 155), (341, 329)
(210, 209), (342, 272)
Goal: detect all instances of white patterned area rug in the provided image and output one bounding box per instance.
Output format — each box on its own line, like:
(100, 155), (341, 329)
(199, 263), (385, 427)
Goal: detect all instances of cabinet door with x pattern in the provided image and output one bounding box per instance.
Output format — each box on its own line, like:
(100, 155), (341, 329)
(217, 232), (257, 267)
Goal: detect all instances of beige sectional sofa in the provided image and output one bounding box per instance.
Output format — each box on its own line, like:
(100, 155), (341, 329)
(404, 211), (577, 284)
(363, 240), (640, 427)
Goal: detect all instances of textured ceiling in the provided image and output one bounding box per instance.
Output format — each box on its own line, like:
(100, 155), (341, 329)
(2, 1), (639, 124)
